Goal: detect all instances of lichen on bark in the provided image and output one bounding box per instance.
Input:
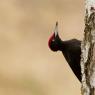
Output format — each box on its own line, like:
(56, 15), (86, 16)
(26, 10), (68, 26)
(81, 7), (95, 95)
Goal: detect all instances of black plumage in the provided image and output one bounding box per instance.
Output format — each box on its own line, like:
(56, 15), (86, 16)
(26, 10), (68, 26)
(48, 22), (81, 82)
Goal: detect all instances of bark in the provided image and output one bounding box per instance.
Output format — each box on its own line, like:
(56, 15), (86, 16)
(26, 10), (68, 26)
(81, 0), (95, 95)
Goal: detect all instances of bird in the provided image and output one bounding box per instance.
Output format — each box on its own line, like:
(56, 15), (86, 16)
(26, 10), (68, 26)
(48, 22), (81, 82)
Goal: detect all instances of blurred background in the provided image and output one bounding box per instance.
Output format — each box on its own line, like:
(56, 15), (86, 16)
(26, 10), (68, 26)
(0, 0), (84, 95)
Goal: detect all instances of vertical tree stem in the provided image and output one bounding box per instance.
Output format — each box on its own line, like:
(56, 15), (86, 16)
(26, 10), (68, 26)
(81, 0), (95, 95)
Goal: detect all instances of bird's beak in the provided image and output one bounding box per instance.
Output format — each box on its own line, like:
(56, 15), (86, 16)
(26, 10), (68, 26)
(54, 22), (58, 37)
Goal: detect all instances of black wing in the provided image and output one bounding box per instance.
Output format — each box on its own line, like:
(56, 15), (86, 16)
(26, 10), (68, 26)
(62, 39), (81, 82)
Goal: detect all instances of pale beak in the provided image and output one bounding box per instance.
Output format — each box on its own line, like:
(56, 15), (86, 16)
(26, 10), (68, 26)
(54, 21), (58, 37)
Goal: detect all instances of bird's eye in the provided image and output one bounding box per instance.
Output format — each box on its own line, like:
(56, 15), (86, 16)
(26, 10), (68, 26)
(52, 39), (55, 42)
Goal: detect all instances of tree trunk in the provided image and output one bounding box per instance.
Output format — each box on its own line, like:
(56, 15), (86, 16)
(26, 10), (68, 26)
(81, 0), (95, 95)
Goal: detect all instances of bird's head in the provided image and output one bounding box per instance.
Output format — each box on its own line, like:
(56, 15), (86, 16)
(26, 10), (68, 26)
(48, 22), (61, 52)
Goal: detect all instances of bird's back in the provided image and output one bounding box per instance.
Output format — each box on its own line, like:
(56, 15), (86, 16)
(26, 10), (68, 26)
(61, 39), (81, 81)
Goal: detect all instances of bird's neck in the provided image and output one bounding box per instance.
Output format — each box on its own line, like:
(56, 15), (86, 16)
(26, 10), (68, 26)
(58, 40), (67, 51)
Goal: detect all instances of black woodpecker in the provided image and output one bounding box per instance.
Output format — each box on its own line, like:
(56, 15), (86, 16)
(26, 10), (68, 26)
(48, 22), (81, 82)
